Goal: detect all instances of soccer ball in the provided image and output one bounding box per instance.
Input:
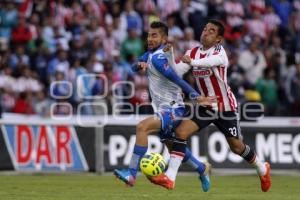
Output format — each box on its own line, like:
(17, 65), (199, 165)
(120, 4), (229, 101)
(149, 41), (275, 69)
(140, 153), (166, 177)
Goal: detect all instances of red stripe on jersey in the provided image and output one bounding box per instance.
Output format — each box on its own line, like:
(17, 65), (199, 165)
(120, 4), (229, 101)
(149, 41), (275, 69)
(171, 151), (185, 158)
(210, 75), (225, 112)
(197, 53), (209, 96)
(225, 84), (236, 111)
(199, 79), (209, 96)
(200, 53), (206, 59)
(218, 66), (225, 80)
(229, 90), (237, 110)
(190, 47), (199, 59)
(217, 65), (236, 111)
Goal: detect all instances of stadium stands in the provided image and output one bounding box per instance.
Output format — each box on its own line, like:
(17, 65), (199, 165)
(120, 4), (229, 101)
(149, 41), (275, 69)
(0, 0), (299, 117)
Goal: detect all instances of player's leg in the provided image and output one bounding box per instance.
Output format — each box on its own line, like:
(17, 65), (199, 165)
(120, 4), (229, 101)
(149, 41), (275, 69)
(149, 119), (200, 189)
(114, 115), (161, 186)
(163, 139), (210, 192)
(158, 105), (206, 184)
(215, 112), (271, 192)
(183, 148), (211, 192)
(149, 106), (212, 189)
(227, 137), (271, 192)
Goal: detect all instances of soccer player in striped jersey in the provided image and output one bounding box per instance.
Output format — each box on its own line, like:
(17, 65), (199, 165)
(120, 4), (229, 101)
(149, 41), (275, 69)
(114, 21), (217, 191)
(149, 19), (271, 192)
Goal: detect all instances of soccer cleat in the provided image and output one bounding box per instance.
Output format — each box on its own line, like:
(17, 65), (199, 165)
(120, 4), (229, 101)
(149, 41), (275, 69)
(259, 162), (271, 192)
(148, 173), (175, 190)
(199, 162), (211, 192)
(114, 169), (136, 187)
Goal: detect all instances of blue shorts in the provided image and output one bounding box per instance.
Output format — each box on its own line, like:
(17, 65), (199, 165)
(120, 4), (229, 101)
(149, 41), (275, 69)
(156, 104), (186, 142)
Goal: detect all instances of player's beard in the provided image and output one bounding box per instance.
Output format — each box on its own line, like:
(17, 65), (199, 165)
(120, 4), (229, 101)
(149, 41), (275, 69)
(148, 40), (163, 51)
(148, 43), (159, 51)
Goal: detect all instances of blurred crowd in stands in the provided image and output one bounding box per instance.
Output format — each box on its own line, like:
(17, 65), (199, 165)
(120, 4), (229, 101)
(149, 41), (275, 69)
(0, 0), (299, 117)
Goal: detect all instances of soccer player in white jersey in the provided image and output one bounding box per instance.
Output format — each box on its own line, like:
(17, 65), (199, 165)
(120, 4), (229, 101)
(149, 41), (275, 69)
(114, 21), (217, 191)
(149, 19), (271, 192)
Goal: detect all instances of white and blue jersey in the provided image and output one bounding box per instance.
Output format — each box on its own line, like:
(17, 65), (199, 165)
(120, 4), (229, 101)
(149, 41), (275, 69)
(132, 45), (200, 140)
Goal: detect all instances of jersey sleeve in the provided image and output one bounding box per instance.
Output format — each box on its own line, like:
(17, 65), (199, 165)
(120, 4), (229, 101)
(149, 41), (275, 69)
(190, 48), (228, 68)
(164, 47), (191, 77)
(131, 52), (149, 72)
(173, 62), (191, 76)
(151, 53), (200, 99)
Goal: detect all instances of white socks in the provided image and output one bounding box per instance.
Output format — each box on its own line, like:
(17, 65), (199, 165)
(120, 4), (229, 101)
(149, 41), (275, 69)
(252, 156), (266, 176)
(165, 153), (184, 181)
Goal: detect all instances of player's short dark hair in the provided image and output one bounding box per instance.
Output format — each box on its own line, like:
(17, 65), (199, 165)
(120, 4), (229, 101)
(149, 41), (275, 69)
(150, 21), (168, 36)
(208, 19), (225, 37)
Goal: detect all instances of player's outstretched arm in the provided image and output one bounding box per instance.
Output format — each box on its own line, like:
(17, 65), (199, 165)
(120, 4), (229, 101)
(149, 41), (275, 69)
(152, 54), (217, 106)
(152, 53), (199, 98)
(131, 52), (150, 72)
(182, 53), (226, 68)
(163, 44), (191, 76)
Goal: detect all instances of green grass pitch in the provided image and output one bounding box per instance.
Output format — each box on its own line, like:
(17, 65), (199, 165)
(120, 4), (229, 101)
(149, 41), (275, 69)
(0, 174), (299, 200)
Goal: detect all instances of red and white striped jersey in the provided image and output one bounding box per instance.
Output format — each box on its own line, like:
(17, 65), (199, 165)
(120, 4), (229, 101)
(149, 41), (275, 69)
(186, 44), (237, 112)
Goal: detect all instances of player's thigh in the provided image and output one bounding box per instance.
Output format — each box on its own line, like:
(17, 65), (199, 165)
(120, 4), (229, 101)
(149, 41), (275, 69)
(136, 115), (161, 135)
(214, 112), (244, 153)
(190, 105), (214, 132)
(214, 111), (242, 138)
(158, 106), (186, 141)
(175, 119), (199, 140)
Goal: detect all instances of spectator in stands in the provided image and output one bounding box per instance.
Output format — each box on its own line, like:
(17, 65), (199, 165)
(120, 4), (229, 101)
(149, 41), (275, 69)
(166, 14), (184, 39)
(128, 66), (150, 114)
(178, 27), (200, 54)
(103, 25), (118, 59)
(111, 49), (132, 81)
(157, 0), (180, 20)
(256, 68), (279, 116)
(121, 28), (144, 61)
(227, 52), (246, 102)
(0, 66), (15, 112)
(120, 0), (142, 35)
(12, 92), (35, 114)
(9, 45), (30, 70)
(238, 36), (267, 85)
(111, 16), (127, 48)
(15, 67), (43, 93)
(224, 0), (245, 43)
(69, 34), (89, 63)
(52, 69), (70, 98)
(249, 0), (265, 14)
(87, 18), (106, 41)
(246, 10), (267, 40)
(11, 15), (32, 45)
(30, 39), (50, 86)
(0, 0), (298, 117)
(271, 0), (293, 40)
(0, 2), (18, 40)
(285, 63), (300, 116)
(263, 6), (281, 36)
(293, 1), (300, 52)
(47, 49), (70, 81)
(33, 90), (53, 117)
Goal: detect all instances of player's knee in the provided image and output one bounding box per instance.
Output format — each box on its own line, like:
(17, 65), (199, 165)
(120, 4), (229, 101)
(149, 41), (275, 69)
(175, 127), (188, 140)
(136, 122), (148, 135)
(229, 144), (244, 155)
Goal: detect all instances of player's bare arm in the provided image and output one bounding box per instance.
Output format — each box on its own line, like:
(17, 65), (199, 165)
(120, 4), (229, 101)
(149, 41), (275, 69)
(137, 62), (148, 71)
(182, 54), (225, 68)
(196, 96), (217, 106)
(182, 55), (192, 64)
